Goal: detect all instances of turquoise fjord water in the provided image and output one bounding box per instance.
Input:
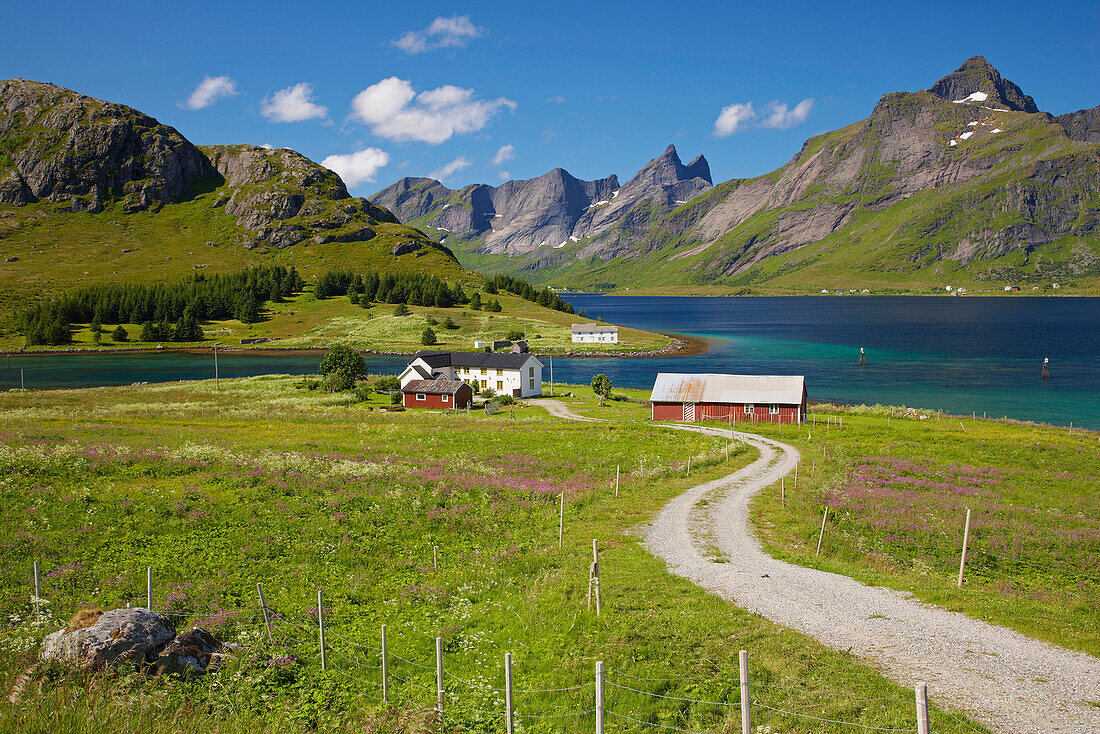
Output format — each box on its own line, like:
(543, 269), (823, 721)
(1, 296), (1097, 430)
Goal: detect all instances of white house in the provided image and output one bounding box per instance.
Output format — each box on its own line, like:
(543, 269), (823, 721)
(571, 323), (618, 344)
(400, 350), (544, 398)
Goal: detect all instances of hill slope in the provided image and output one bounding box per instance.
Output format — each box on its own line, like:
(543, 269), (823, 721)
(0, 80), (466, 323)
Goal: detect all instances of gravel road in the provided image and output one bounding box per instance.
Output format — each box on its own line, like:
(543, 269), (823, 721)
(537, 400), (1100, 733)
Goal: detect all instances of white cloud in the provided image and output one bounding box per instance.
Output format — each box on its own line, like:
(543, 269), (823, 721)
(760, 99), (814, 129)
(392, 15), (484, 54)
(546, 95), (567, 104)
(428, 156), (472, 182)
(321, 148), (390, 187)
(713, 103), (755, 136)
(260, 83), (328, 123)
(184, 76), (238, 110)
(498, 170), (510, 181)
(491, 144), (515, 166)
(259, 143), (274, 150)
(713, 98), (813, 136)
(350, 77), (516, 144)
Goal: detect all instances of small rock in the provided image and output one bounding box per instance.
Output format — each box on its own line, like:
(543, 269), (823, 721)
(153, 627), (236, 677)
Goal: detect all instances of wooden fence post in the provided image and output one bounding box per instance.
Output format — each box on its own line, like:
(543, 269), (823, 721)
(257, 583), (273, 643)
(146, 567), (152, 610)
(816, 507), (829, 557)
(381, 624), (389, 703)
(915, 683), (930, 734)
(794, 463), (798, 489)
(33, 560), (40, 620)
(317, 589), (326, 671)
(812, 458), (816, 476)
(588, 539), (601, 616)
(957, 508), (971, 587)
(595, 660), (604, 734)
(433, 545), (438, 571)
(687, 455), (691, 477)
(436, 636), (444, 724)
(615, 465), (620, 498)
(505, 652), (514, 734)
(739, 650), (751, 734)
(781, 477), (785, 506)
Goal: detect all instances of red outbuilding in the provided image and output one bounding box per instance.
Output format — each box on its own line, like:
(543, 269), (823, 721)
(650, 373), (807, 424)
(401, 379), (473, 410)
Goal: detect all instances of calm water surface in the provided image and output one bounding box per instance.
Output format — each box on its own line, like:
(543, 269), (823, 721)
(1, 296), (1097, 429)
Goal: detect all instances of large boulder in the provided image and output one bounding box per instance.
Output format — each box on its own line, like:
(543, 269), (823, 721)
(40, 608), (175, 670)
(153, 627), (236, 677)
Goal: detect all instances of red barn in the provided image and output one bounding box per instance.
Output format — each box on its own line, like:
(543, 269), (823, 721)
(401, 379), (473, 410)
(650, 373), (806, 424)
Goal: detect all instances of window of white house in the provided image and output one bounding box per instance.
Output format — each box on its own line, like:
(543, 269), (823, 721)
(769, 404), (780, 415)
(416, 394), (426, 401)
(497, 381), (503, 391)
(529, 378), (534, 389)
(497, 368), (503, 376)
(744, 404), (754, 414)
(442, 395), (449, 403)
(528, 367), (534, 377)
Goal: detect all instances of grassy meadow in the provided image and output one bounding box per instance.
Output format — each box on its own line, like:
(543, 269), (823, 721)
(0, 378), (987, 733)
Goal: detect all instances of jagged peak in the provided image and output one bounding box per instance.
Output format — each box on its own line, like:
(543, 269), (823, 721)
(927, 56), (1038, 113)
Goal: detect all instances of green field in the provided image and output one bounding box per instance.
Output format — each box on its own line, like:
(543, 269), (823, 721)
(0, 378), (987, 733)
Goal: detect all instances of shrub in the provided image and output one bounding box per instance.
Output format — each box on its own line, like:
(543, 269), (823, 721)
(425, 315), (438, 325)
(591, 373), (612, 406)
(353, 385), (373, 402)
(480, 387), (495, 398)
(319, 345), (366, 380)
(421, 326), (437, 346)
(498, 394), (516, 405)
(111, 325), (128, 342)
(442, 316), (458, 330)
(506, 328), (524, 341)
(394, 303), (410, 317)
(322, 372), (354, 393)
(374, 376), (401, 391)
(390, 392), (402, 405)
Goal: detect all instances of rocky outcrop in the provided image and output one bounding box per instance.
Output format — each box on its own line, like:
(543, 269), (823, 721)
(40, 608), (176, 670)
(0, 79), (214, 212)
(1055, 104), (1100, 143)
(927, 55), (1038, 112)
(203, 144), (403, 250)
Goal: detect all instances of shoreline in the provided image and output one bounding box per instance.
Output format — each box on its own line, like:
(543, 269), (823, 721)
(2, 332), (710, 360)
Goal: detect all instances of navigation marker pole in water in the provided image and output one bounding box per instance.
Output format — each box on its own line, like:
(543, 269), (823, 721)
(1041, 357), (1050, 379)
(859, 346), (866, 366)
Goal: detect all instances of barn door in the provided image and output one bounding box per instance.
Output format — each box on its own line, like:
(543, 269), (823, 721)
(683, 402), (695, 422)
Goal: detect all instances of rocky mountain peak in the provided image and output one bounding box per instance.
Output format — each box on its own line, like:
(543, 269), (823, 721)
(639, 144), (713, 186)
(927, 56), (1038, 112)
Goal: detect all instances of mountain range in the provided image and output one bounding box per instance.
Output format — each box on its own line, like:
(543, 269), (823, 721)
(376, 56), (1100, 291)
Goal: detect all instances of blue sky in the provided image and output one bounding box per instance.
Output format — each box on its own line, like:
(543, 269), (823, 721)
(2, 1), (1097, 194)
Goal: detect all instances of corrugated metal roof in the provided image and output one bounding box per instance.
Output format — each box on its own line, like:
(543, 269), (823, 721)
(650, 373), (805, 405)
(572, 323), (618, 333)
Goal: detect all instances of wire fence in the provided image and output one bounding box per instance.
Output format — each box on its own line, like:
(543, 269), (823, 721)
(10, 582), (965, 734)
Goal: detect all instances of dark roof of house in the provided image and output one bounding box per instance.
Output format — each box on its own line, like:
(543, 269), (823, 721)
(413, 350), (542, 370)
(401, 379), (471, 395)
(406, 364), (432, 379)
